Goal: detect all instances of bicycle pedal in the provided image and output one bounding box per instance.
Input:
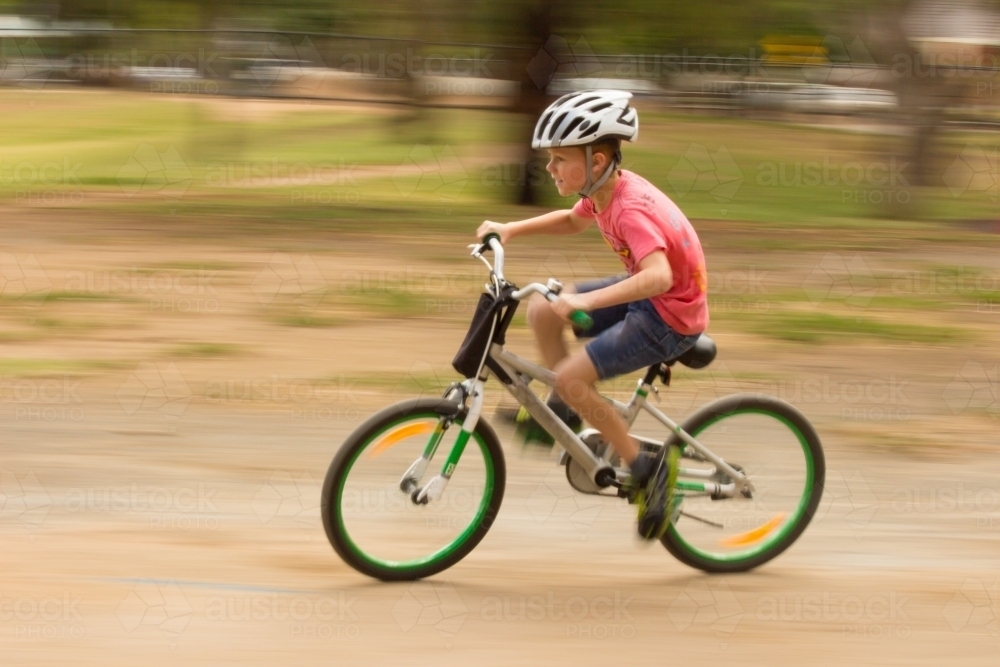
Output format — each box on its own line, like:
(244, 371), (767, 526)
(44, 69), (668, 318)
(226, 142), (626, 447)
(637, 508), (665, 540)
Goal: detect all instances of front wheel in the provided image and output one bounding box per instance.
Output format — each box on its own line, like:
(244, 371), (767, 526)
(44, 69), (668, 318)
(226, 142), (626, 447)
(661, 393), (825, 573)
(321, 397), (506, 581)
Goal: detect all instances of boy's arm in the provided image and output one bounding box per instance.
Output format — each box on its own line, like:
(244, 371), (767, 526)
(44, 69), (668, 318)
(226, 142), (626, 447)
(477, 210), (591, 243)
(551, 251), (673, 320)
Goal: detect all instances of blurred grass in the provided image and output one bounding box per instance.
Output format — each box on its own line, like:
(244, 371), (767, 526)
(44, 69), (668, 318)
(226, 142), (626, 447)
(744, 310), (964, 344)
(32, 316), (116, 333)
(338, 371), (450, 392)
(273, 313), (349, 328)
(0, 359), (126, 375)
(30, 291), (134, 304)
(4, 89), (999, 233)
(167, 342), (243, 357)
(336, 286), (430, 317)
(2, 88), (996, 354)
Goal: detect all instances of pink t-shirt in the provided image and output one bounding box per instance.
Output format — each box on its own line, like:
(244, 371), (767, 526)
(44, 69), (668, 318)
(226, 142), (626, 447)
(572, 170), (709, 335)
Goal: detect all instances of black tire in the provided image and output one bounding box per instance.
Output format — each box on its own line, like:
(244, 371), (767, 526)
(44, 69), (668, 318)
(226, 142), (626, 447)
(660, 393), (826, 573)
(321, 397), (506, 581)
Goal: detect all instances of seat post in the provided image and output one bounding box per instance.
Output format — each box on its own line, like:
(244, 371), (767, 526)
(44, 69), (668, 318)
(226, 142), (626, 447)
(641, 364), (660, 386)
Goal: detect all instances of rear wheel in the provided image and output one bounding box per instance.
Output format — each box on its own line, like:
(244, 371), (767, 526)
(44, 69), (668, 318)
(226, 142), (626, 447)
(660, 394), (825, 573)
(321, 398), (506, 581)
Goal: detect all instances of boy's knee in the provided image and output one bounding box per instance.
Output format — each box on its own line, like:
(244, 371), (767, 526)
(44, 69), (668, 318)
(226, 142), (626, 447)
(553, 365), (590, 405)
(526, 295), (559, 330)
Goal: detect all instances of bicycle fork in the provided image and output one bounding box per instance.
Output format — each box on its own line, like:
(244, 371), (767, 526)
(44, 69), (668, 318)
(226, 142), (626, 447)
(403, 380), (484, 505)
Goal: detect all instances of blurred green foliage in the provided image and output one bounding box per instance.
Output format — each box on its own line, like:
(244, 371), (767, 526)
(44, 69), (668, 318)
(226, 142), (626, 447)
(4, 0), (863, 52)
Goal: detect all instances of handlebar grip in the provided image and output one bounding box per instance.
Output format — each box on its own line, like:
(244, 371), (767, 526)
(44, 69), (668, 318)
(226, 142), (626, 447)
(481, 232), (502, 248)
(570, 310), (593, 330)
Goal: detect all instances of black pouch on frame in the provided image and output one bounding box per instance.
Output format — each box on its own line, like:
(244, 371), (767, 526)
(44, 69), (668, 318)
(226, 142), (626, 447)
(452, 292), (500, 378)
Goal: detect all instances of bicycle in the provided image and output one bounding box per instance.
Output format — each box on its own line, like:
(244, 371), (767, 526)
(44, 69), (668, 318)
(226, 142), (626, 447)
(321, 234), (826, 581)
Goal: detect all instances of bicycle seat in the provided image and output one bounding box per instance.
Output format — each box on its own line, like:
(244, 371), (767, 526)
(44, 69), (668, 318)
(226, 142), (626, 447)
(671, 333), (716, 370)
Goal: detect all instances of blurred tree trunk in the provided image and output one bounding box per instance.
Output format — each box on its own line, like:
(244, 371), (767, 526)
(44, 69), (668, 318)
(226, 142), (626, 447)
(510, 0), (555, 205)
(870, 3), (955, 189)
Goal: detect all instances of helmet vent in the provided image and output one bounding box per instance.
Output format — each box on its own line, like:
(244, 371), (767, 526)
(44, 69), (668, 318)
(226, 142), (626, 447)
(548, 111), (569, 140)
(536, 110), (554, 139)
(560, 116), (585, 138)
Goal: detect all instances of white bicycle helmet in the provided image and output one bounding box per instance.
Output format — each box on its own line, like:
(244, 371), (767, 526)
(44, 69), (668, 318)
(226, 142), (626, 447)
(532, 89), (639, 197)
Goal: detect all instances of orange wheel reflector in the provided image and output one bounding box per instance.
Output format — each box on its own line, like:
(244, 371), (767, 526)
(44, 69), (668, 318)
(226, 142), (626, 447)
(719, 512), (787, 548)
(368, 422), (435, 458)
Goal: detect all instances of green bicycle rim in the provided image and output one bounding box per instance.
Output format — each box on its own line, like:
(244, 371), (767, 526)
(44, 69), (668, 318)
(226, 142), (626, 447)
(668, 408), (815, 563)
(335, 412), (496, 574)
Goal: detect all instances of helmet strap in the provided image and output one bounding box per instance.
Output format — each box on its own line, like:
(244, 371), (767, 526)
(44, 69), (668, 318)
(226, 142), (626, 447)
(578, 145), (618, 199)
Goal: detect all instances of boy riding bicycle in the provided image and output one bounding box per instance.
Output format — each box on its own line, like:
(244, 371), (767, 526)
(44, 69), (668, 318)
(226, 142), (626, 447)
(476, 90), (710, 538)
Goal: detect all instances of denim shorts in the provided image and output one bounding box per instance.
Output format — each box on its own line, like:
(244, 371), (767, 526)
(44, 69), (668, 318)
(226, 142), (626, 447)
(572, 275), (701, 381)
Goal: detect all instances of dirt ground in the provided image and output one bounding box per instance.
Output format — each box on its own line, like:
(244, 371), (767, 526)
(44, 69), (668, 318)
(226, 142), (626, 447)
(1, 208), (998, 665)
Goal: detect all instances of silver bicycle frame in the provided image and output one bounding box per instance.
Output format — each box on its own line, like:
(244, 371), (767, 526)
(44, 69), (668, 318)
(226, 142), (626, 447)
(454, 235), (753, 497)
(486, 346), (752, 496)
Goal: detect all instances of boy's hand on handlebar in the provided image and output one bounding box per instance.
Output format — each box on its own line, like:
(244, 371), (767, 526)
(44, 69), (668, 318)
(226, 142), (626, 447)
(552, 293), (592, 323)
(476, 221), (511, 244)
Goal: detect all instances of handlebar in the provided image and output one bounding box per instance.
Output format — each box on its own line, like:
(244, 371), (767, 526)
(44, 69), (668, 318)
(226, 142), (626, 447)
(475, 233), (593, 330)
(479, 232), (505, 281)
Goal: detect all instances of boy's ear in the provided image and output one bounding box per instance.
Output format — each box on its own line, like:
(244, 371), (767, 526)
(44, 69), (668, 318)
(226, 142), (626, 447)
(591, 149), (609, 171)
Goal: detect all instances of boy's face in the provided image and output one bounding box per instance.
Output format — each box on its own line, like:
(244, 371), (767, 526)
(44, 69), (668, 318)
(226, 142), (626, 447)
(545, 147), (592, 197)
